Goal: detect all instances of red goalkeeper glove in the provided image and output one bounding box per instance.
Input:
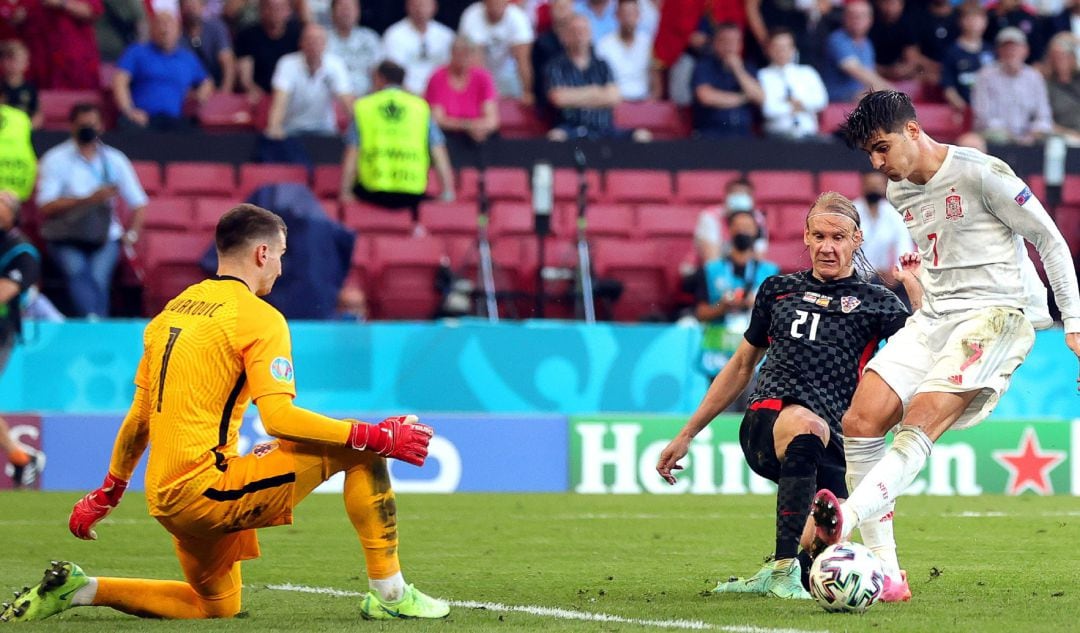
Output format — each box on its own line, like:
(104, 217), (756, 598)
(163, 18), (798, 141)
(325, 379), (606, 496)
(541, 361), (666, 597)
(348, 415), (434, 466)
(69, 473), (128, 540)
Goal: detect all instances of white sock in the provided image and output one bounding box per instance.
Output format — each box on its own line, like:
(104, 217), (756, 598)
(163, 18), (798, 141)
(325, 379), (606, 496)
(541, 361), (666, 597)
(70, 577), (98, 606)
(841, 427), (932, 542)
(369, 571), (406, 603)
(844, 437), (901, 579)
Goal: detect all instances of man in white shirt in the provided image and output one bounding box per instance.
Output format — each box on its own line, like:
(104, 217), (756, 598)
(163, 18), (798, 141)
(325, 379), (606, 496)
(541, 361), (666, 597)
(595, 0), (656, 101)
(326, 0), (381, 96)
(757, 28), (828, 139)
(812, 90), (1080, 602)
(382, 0), (455, 95)
(265, 23), (353, 138)
(459, 0), (535, 102)
(852, 170), (913, 287)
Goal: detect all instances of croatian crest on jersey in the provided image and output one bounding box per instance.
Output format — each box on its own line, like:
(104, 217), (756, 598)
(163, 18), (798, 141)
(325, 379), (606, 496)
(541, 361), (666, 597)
(1014, 186), (1033, 206)
(252, 441), (279, 458)
(802, 291), (831, 307)
(840, 296), (861, 313)
(945, 194), (964, 221)
(270, 357), (294, 383)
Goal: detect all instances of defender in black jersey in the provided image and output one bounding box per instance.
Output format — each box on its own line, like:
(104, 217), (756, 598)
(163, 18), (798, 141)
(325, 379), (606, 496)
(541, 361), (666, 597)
(658, 192), (911, 600)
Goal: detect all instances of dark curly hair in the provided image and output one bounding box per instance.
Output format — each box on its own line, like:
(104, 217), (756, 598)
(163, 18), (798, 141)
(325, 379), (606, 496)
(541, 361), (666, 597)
(839, 90), (918, 150)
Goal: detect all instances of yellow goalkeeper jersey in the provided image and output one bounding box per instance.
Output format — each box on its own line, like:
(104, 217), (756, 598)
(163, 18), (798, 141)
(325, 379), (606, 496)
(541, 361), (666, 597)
(134, 276), (297, 517)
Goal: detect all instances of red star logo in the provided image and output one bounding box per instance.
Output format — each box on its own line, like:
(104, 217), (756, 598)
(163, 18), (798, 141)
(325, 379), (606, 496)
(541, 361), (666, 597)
(992, 428), (1066, 495)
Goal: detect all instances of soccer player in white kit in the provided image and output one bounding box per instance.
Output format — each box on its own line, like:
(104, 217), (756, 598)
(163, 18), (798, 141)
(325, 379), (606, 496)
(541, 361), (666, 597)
(809, 90), (1080, 602)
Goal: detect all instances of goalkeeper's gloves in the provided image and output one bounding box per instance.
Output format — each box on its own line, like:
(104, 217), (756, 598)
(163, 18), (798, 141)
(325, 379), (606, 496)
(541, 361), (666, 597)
(69, 473), (128, 540)
(348, 415), (433, 466)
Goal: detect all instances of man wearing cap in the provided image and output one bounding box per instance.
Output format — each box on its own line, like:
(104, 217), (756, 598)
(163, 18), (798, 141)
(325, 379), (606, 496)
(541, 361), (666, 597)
(970, 26), (1053, 145)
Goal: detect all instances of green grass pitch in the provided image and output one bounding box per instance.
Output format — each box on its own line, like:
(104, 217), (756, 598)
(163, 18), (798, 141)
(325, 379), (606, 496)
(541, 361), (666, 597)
(1, 491), (1078, 632)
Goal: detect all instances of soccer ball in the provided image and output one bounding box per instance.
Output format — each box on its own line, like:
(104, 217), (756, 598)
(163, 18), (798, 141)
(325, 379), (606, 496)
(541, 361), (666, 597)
(809, 542), (884, 613)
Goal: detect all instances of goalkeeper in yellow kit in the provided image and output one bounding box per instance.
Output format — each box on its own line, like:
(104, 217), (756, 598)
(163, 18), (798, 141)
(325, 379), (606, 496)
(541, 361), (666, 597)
(1, 204), (449, 622)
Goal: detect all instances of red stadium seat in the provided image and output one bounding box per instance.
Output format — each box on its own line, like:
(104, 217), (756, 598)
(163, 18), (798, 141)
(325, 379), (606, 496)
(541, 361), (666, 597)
(675, 170), (742, 205)
(604, 169), (673, 204)
(139, 232), (214, 314)
(458, 167), (529, 202)
(488, 201), (535, 238)
(497, 97), (548, 138)
(636, 203), (700, 302)
(817, 171), (862, 200)
(1054, 206), (1080, 257)
(592, 239), (669, 321)
(557, 203), (635, 238)
(164, 162), (237, 197)
(341, 201), (414, 236)
(369, 235), (446, 319)
(766, 239), (810, 273)
(142, 196), (194, 231)
(819, 103), (850, 136)
(1026, 174), (1046, 204)
(517, 237), (581, 319)
(613, 101), (687, 139)
(748, 170), (816, 205)
(312, 164), (343, 201)
(1063, 175), (1080, 206)
(238, 163), (309, 197)
(763, 203), (810, 241)
(192, 197), (242, 230)
(913, 102), (967, 142)
(348, 235), (374, 289)
(197, 93), (255, 131)
(39, 90), (105, 130)
(553, 168), (602, 203)
(419, 200), (479, 252)
(131, 161), (162, 196)
(449, 237), (532, 317)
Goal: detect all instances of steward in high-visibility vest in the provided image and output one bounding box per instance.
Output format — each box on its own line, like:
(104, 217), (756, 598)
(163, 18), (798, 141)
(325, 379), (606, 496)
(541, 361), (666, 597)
(0, 104), (37, 201)
(354, 88), (430, 195)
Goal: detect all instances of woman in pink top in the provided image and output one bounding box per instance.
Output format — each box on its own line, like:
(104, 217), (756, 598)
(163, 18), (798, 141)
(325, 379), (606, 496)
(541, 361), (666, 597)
(424, 36), (500, 143)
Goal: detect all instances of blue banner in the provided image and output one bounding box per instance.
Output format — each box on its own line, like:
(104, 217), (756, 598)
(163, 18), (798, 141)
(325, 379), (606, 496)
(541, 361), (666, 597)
(40, 412), (567, 493)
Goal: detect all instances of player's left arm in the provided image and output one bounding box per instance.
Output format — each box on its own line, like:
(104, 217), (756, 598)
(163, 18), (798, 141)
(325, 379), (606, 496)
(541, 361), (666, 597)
(982, 167), (1080, 341)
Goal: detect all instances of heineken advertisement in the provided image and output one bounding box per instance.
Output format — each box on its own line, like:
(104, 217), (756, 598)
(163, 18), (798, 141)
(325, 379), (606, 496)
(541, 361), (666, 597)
(570, 415), (1080, 496)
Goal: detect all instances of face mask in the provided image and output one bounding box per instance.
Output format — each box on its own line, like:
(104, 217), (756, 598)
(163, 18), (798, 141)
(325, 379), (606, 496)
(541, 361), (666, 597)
(731, 232), (756, 252)
(865, 191), (884, 204)
(725, 192), (753, 212)
(75, 126), (98, 144)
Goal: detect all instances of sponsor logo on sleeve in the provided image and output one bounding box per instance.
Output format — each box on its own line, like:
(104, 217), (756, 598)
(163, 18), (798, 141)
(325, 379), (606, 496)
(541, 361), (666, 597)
(270, 357), (294, 383)
(1014, 186), (1033, 206)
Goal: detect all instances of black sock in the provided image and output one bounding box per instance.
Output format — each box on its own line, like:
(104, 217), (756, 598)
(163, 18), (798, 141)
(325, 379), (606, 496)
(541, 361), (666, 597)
(797, 550), (813, 590)
(775, 433), (824, 560)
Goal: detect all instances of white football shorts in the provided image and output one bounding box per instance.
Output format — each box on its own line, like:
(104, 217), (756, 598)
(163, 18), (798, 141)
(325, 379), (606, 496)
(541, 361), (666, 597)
(865, 306), (1035, 430)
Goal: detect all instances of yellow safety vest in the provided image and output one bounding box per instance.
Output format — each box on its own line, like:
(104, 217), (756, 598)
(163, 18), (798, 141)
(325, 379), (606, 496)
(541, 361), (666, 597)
(354, 88), (430, 195)
(0, 105), (37, 201)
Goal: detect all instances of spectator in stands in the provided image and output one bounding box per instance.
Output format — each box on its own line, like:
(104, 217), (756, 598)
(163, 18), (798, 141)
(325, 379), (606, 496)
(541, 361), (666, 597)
(22, 0), (103, 90)
(1045, 32), (1080, 144)
(574, 0), (616, 43)
(695, 178), (768, 263)
(971, 27), (1054, 145)
(265, 23), (352, 139)
(821, 0), (892, 102)
(95, 0), (146, 63)
(852, 171), (911, 291)
(595, 0), (658, 101)
(985, 0), (1046, 62)
(916, 0), (957, 69)
(690, 23), (764, 139)
(941, 4), (993, 112)
(36, 103), (148, 318)
(327, 0), (381, 96)
(114, 11), (213, 131)
(0, 41), (41, 129)
(339, 61), (455, 229)
(757, 28), (827, 139)
(1046, 0), (1079, 51)
(382, 0), (455, 96)
(336, 284), (368, 321)
(693, 208), (777, 407)
(181, 0), (236, 92)
(459, 0), (535, 103)
(531, 0), (573, 121)
(235, 0), (301, 104)
(0, 99), (36, 202)
(544, 13), (650, 141)
(425, 36), (499, 144)
(868, 0), (923, 85)
(0, 0), (31, 44)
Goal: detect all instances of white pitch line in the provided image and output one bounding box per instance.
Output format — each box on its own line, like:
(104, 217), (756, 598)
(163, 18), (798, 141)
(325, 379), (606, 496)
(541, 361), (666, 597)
(265, 583), (830, 633)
